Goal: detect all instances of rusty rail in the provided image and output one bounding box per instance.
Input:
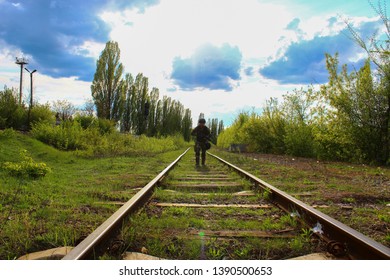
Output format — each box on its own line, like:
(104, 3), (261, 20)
(62, 148), (190, 260)
(208, 152), (390, 260)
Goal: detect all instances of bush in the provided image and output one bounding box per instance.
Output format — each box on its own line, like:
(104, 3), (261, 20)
(0, 87), (27, 129)
(96, 118), (116, 134)
(216, 129), (234, 149)
(2, 149), (51, 179)
(241, 116), (276, 153)
(217, 112), (287, 154)
(284, 123), (314, 157)
(31, 121), (87, 150)
(74, 115), (95, 129)
(29, 104), (54, 126)
(0, 128), (16, 139)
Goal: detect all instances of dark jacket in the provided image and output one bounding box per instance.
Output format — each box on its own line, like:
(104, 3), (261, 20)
(191, 125), (211, 143)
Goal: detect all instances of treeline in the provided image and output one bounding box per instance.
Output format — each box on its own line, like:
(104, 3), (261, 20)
(91, 41), (192, 141)
(218, 53), (390, 164)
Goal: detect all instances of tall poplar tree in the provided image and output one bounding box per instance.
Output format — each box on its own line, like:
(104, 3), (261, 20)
(91, 41), (124, 122)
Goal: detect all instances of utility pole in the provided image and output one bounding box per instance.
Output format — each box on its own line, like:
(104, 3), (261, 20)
(15, 57), (28, 105)
(25, 68), (37, 109)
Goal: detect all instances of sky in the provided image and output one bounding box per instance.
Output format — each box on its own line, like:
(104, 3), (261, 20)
(0, 0), (386, 126)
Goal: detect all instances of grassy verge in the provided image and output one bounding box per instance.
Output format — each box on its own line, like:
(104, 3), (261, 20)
(0, 129), (188, 259)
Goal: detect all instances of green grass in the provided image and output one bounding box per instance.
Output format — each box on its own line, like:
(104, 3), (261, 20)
(0, 130), (188, 259)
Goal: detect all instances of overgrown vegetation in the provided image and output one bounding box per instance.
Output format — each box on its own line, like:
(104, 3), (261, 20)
(218, 3), (390, 165)
(30, 120), (187, 156)
(0, 87), (54, 130)
(211, 149), (390, 247)
(0, 131), (186, 259)
(219, 53), (390, 164)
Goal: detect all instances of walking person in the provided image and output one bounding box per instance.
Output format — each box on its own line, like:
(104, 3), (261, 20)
(191, 118), (211, 167)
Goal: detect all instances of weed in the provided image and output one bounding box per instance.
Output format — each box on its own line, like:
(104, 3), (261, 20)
(260, 187), (273, 200)
(207, 247), (223, 259)
(300, 228), (313, 241)
(184, 240), (202, 259)
(280, 214), (298, 228)
(188, 218), (205, 228)
(342, 197), (356, 203)
(165, 207), (192, 216)
(290, 238), (304, 252)
(303, 178), (315, 185)
(234, 246), (251, 259)
(167, 242), (180, 255)
(378, 214), (390, 223)
(260, 217), (282, 231)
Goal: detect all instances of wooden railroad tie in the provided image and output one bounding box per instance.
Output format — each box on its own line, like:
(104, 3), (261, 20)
(151, 202), (273, 209)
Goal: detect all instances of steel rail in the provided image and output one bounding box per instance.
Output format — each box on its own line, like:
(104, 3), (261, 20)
(208, 152), (390, 260)
(62, 148), (190, 260)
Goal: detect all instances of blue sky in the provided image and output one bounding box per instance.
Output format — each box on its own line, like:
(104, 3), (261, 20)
(0, 0), (386, 126)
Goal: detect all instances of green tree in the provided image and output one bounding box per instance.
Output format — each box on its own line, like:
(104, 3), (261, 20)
(218, 120), (224, 135)
(208, 118), (219, 144)
(345, 1), (390, 163)
(91, 41), (124, 122)
(0, 87), (26, 129)
(319, 54), (389, 163)
(134, 74), (149, 135)
(147, 87), (160, 137)
(346, 0), (389, 75)
(121, 73), (135, 132)
(282, 88), (315, 157)
(262, 98), (286, 154)
(182, 108), (192, 141)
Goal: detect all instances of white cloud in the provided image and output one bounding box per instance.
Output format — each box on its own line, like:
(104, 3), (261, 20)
(0, 41), (90, 106)
(70, 40), (106, 58)
(100, 0), (294, 87)
(33, 75), (91, 106)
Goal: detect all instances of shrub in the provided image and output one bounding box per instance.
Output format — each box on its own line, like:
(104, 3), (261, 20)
(284, 122), (314, 157)
(0, 128), (16, 139)
(29, 104), (54, 126)
(74, 115), (96, 129)
(31, 121), (86, 150)
(0, 87), (27, 129)
(96, 118), (116, 134)
(2, 150), (51, 179)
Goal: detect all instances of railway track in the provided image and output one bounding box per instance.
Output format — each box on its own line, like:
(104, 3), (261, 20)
(62, 148), (390, 260)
